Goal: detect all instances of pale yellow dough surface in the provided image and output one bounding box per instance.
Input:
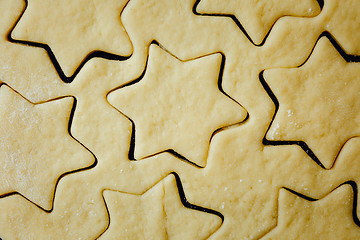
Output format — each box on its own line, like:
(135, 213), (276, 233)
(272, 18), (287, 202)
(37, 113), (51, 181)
(12, 0), (133, 77)
(265, 37), (360, 169)
(0, 84), (94, 210)
(196, 0), (320, 45)
(108, 44), (246, 167)
(100, 174), (221, 239)
(0, 0), (67, 102)
(262, 185), (360, 240)
(0, 0), (360, 239)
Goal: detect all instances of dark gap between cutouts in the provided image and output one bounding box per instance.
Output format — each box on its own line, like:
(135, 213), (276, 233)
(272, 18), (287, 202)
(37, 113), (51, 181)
(192, 0), (257, 46)
(259, 32), (360, 170)
(171, 172), (225, 222)
(114, 40), (244, 168)
(95, 191), (112, 239)
(192, 0), (325, 47)
(0, 96), (98, 213)
(7, 0), (132, 84)
(259, 70), (325, 169)
(45, 96), (99, 213)
(284, 181), (360, 227)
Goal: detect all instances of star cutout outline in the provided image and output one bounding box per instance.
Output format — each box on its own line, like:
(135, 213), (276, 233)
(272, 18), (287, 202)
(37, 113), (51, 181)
(107, 41), (248, 168)
(260, 32), (360, 169)
(193, 0), (322, 46)
(261, 182), (360, 239)
(99, 172), (223, 239)
(8, 0), (133, 83)
(0, 83), (97, 211)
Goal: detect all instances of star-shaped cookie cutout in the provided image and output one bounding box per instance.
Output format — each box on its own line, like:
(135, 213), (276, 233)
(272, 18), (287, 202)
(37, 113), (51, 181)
(11, 0), (132, 81)
(195, 0), (321, 45)
(262, 184), (360, 239)
(108, 44), (247, 167)
(99, 174), (222, 239)
(0, 84), (94, 210)
(0, 0), (67, 102)
(263, 37), (360, 169)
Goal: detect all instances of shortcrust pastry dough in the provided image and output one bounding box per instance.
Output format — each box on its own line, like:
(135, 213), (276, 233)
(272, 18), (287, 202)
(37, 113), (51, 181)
(196, 0), (320, 45)
(262, 184), (360, 240)
(265, 37), (360, 169)
(12, 0), (132, 77)
(100, 174), (221, 240)
(0, 0), (66, 102)
(108, 44), (246, 167)
(0, 84), (94, 210)
(0, 0), (359, 239)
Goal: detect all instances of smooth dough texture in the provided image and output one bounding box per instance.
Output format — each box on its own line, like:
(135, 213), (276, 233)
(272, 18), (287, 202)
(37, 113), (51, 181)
(0, 0), (360, 239)
(0, 0), (67, 102)
(262, 184), (360, 240)
(265, 37), (360, 169)
(12, 0), (133, 77)
(196, 0), (321, 45)
(108, 44), (246, 167)
(100, 174), (221, 240)
(0, 84), (94, 210)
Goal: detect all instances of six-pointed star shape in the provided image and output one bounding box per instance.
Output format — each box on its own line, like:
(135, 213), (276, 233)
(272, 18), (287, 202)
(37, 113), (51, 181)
(195, 0), (320, 45)
(11, 0), (133, 80)
(264, 37), (360, 169)
(99, 174), (222, 239)
(0, 84), (94, 210)
(262, 184), (360, 240)
(108, 44), (247, 167)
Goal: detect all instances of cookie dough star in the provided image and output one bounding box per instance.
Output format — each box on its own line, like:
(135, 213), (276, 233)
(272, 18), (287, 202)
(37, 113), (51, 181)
(99, 174), (221, 239)
(11, 0), (133, 80)
(264, 37), (360, 169)
(0, 85), (94, 210)
(108, 44), (247, 167)
(262, 184), (360, 239)
(195, 0), (320, 45)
